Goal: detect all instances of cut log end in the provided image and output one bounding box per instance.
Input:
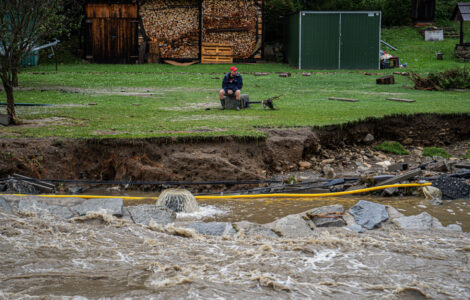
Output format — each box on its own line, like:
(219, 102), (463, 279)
(376, 75), (395, 84)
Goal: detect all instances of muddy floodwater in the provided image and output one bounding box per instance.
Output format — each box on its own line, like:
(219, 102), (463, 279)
(1, 194), (470, 299)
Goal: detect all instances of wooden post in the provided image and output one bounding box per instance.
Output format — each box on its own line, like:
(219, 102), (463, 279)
(460, 20), (464, 45)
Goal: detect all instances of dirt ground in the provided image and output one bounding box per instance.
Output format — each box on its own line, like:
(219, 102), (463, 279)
(1, 113), (469, 192)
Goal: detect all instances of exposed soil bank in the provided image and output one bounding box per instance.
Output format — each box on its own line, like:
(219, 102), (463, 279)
(1, 113), (469, 191)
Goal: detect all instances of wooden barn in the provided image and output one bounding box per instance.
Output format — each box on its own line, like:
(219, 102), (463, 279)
(84, 0), (264, 64)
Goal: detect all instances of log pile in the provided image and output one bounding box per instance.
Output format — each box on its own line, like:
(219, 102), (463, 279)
(202, 0), (262, 58)
(139, 0), (263, 60)
(140, 0), (200, 59)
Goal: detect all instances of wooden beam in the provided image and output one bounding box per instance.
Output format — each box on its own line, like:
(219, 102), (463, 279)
(386, 98), (416, 103)
(328, 97), (359, 102)
(376, 169), (422, 186)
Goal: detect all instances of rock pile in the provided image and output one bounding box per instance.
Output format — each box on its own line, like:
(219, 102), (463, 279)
(0, 196), (463, 237)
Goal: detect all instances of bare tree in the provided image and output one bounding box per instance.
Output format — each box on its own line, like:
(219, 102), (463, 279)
(0, 0), (60, 124)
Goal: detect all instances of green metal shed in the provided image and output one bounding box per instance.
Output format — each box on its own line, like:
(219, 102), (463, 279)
(286, 11), (381, 69)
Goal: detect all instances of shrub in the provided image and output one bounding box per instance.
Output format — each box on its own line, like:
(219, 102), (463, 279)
(423, 147), (451, 158)
(411, 68), (470, 90)
(462, 149), (470, 159)
(374, 142), (410, 155)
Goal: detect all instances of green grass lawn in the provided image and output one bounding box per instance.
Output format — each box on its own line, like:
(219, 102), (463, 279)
(1, 26), (469, 139)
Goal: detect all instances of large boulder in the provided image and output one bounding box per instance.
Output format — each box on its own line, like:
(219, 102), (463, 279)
(432, 175), (470, 200)
(0, 196), (12, 213)
(306, 205), (346, 227)
(265, 214), (314, 238)
(187, 222), (235, 236)
(156, 189), (199, 213)
(349, 200), (389, 230)
(72, 198), (123, 216)
(127, 205), (175, 226)
(18, 199), (75, 219)
(233, 221), (279, 238)
(392, 212), (445, 231)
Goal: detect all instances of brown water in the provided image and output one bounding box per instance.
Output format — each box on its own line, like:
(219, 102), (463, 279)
(1, 194), (469, 299)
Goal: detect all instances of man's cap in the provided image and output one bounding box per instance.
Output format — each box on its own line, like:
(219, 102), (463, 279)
(230, 66), (237, 72)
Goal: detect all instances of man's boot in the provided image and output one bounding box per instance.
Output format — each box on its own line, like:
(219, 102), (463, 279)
(220, 98), (225, 110)
(236, 99), (241, 111)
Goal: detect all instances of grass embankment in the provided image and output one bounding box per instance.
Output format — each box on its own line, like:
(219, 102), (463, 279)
(0, 26), (469, 139)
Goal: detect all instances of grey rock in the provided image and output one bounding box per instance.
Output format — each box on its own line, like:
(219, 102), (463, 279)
(386, 206), (405, 219)
(5, 179), (38, 194)
(73, 198), (123, 216)
(233, 221), (279, 237)
(187, 222), (236, 236)
(363, 133), (374, 143)
(429, 197), (443, 205)
(432, 175), (470, 200)
(347, 224), (364, 233)
(349, 200), (389, 230)
(306, 205), (346, 227)
(342, 212), (357, 226)
(445, 224), (462, 231)
(428, 160), (450, 172)
(322, 165), (336, 179)
(127, 205), (175, 226)
(18, 199), (74, 219)
(265, 214), (314, 238)
(0, 196), (12, 213)
(121, 207), (133, 222)
(392, 212), (444, 230)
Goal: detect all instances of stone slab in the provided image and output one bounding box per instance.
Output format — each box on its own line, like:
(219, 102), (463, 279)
(349, 200), (389, 230)
(73, 198), (123, 216)
(127, 205), (175, 226)
(187, 222), (236, 236)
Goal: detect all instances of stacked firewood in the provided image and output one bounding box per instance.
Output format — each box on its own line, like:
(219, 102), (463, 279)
(140, 0), (200, 58)
(140, 0), (263, 59)
(202, 0), (260, 58)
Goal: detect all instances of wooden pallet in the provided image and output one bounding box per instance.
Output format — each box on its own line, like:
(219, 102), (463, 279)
(201, 55), (233, 64)
(201, 43), (233, 64)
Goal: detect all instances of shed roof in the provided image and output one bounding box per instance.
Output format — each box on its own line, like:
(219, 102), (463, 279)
(453, 2), (470, 21)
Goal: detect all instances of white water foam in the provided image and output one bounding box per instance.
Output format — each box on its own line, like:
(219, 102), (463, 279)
(176, 205), (228, 220)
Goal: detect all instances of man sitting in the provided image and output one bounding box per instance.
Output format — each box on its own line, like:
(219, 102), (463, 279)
(219, 66), (243, 110)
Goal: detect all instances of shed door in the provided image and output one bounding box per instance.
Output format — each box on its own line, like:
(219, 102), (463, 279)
(340, 13), (380, 69)
(86, 4), (138, 63)
(301, 13), (340, 69)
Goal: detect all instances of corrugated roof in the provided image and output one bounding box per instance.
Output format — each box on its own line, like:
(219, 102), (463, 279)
(454, 2), (470, 21)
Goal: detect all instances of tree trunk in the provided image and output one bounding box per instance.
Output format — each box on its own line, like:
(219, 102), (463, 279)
(12, 70), (18, 87)
(2, 80), (17, 124)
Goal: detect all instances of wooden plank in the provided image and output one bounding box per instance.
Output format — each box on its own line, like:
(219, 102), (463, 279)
(376, 169), (422, 186)
(202, 42), (233, 47)
(455, 164), (470, 169)
(201, 46), (233, 56)
(386, 98), (416, 103)
(328, 97), (359, 102)
(201, 55), (233, 64)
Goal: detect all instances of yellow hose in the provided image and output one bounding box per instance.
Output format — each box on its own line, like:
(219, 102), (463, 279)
(2, 182), (431, 200)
